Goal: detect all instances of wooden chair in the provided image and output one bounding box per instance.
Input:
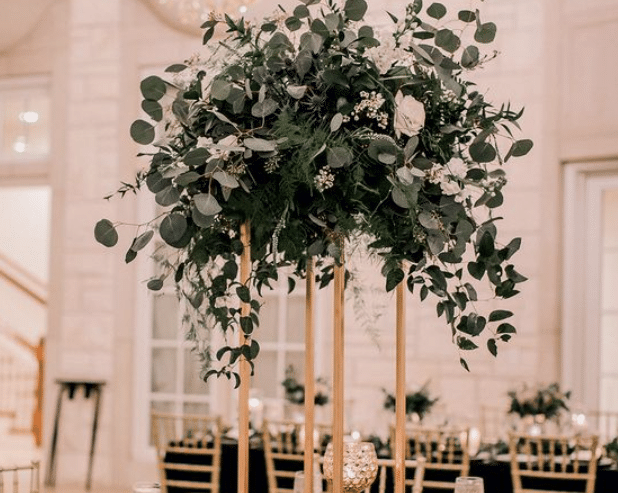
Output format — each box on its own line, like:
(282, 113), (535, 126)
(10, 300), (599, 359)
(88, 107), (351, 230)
(151, 412), (222, 493)
(0, 461), (40, 493)
(508, 432), (599, 493)
(367, 457), (426, 493)
(392, 424), (470, 491)
(262, 419), (332, 493)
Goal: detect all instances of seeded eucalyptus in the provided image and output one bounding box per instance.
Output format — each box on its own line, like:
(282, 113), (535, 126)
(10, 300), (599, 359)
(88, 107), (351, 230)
(96, 0), (532, 385)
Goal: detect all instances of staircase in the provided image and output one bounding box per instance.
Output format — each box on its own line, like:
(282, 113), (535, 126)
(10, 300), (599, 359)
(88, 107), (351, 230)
(0, 251), (47, 448)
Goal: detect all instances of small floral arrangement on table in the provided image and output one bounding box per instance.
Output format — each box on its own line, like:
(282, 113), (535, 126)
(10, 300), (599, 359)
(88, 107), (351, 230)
(282, 365), (330, 406)
(507, 383), (571, 421)
(95, 0), (532, 384)
(383, 382), (438, 421)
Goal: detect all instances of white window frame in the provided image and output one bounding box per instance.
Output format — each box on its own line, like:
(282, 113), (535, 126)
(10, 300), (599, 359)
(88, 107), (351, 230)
(562, 159), (618, 409)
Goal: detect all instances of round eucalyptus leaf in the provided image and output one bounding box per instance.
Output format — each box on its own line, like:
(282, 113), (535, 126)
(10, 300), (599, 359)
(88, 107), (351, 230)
(287, 85), (307, 100)
(474, 22), (497, 44)
(251, 99), (278, 118)
(190, 205), (215, 228)
(213, 171), (239, 189)
(94, 219), (118, 247)
(293, 4), (310, 18)
(327, 147), (352, 168)
(131, 230), (154, 252)
(461, 45), (480, 68)
(344, 0), (368, 22)
(427, 3), (447, 20)
(146, 170), (172, 193)
(147, 278), (164, 291)
(285, 16), (303, 31)
(155, 186), (181, 207)
(184, 147), (208, 167)
(194, 193), (222, 216)
(244, 137), (276, 152)
(330, 113), (343, 132)
(130, 120), (155, 145)
(160, 213), (188, 245)
(391, 187), (410, 208)
(458, 10), (476, 22)
(175, 171), (201, 187)
(141, 100), (163, 122)
(140, 75), (166, 101)
(469, 142), (496, 163)
(210, 79), (232, 101)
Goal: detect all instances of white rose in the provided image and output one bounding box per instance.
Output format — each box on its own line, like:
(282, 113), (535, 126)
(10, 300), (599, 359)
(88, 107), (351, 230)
(446, 158), (468, 179)
(394, 91), (425, 138)
(440, 179), (461, 196)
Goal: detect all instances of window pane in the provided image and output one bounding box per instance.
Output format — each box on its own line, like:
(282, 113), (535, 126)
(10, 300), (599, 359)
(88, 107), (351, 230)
(153, 293), (179, 340)
(285, 296), (305, 344)
(183, 402), (210, 416)
(259, 297), (279, 342)
(184, 348), (209, 394)
(253, 350), (278, 399)
(285, 351), (304, 378)
(151, 348), (176, 392)
(0, 89), (50, 159)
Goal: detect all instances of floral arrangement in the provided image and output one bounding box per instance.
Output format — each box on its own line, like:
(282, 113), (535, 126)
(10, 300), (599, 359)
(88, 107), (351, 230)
(95, 0), (532, 384)
(507, 383), (571, 420)
(282, 365), (329, 406)
(383, 382), (438, 420)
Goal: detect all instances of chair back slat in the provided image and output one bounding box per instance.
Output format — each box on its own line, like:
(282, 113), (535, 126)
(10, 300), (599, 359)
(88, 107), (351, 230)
(151, 411), (222, 493)
(263, 419), (332, 493)
(391, 425), (470, 491)
(508, 432), (599, 493)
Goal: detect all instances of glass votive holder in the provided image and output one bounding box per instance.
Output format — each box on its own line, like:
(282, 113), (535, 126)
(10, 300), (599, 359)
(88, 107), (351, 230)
(322, 441), (378, 493)
(293, 470), (323, 493)
(454, 476), (484, 493)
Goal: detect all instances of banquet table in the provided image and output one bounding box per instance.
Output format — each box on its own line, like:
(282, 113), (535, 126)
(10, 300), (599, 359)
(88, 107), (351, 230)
(166, 439), (618, 493)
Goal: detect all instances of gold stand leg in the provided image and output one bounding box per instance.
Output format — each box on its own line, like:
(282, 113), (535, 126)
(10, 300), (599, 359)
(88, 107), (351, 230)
(394, 279), (406, 493)
(332, 253), (345, 493)
(238, 221), (251, 493)
(304, 258), (316, 493)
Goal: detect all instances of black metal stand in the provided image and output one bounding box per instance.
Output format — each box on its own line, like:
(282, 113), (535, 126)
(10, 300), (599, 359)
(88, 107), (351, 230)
(44, 379), (105, 490)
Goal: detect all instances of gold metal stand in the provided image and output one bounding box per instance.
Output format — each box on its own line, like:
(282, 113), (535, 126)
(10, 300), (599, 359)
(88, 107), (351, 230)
(238, 221), (251, 493)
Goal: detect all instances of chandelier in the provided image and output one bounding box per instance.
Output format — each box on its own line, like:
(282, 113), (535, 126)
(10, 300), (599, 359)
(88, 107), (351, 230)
(143, 0), (257, 36)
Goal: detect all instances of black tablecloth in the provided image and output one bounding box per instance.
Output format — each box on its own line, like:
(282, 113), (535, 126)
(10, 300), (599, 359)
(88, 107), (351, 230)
(166, 440), (618, 493)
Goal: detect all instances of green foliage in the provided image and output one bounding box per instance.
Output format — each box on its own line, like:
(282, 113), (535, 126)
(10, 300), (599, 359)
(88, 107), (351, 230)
(96, 0), (533, 383)
(508, 383), (571, 420)
(383, 382), (439, 419)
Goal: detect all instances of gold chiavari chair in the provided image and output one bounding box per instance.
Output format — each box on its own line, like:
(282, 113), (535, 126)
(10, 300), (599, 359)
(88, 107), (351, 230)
(0, 461), (40, 493)
(367, 457), (426, 493)
(263, 418), (332, 493)
(508, 432), (599, 493)
(151, 412), (222, 493)
(391, 424), (470, 491)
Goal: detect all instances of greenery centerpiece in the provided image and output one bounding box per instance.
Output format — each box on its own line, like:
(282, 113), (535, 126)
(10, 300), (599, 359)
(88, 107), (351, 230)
(383, 382), (438, 421)
(508, 383), (571, 421)
(95, 0), (532, 385)
(283, 364), (330, 406)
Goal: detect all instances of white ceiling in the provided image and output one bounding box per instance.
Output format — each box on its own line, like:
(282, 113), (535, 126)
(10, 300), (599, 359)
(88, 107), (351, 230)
(0, 0), (54, 53)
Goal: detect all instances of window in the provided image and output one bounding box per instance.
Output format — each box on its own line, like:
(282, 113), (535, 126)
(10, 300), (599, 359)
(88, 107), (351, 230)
(0, 78), (50, 162)
(563, 160), (618, 413)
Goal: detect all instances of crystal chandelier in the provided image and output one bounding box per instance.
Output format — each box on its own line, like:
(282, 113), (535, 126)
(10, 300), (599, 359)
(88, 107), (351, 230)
(144, 0), (257, 36)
